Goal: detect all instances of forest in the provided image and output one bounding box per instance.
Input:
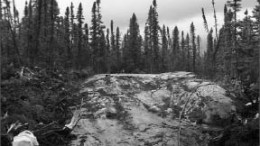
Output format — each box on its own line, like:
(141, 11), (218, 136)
(1, 0), (259, 79)
(0, 0), (259, 145)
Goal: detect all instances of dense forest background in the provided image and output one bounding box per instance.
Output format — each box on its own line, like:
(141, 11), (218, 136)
(1, 0), (259, 85)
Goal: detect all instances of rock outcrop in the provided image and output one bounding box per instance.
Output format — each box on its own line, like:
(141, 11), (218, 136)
(70, 72), (236, 146)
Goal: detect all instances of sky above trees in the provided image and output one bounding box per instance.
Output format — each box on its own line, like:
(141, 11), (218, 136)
(14, 0), (257, 51)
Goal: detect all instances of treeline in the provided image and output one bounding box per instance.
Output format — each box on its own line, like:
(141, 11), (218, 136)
(204, 0), (259, 87)
(1, 0), (259, 84)
(0, 0), (203, 75)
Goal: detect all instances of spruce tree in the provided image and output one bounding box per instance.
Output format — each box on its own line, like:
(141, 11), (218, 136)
(172, 26), (179, 71)
(196, 35), (202, 74)
(115, 27), (121, 72)
(190, 22), (196, 72)
(99, 30), (107, 72)
(33, 0), (42, 65)
(76, 3), (83, 69)
(0, 0), (2, 20)
(186, 33), (190, 71)
(64, 7), (71, 68)
(125, 13), (142, 72)
(70, 2), (75, 66)
(106, 28), (111, 72)
(206, 29), (214, 77)
(90, 0), (105, 73)
(151, 0), (160, 72)
(83, 23), (90, 68)
(161, 25), (168, 72)
(110, 20), (116, 71)
(145, 0), (160, 73)
(144, 25), (151, 72)
(90, 2), (98, 71)
(227, 0), (242, 78)
(48, 0), (58, 67)
(121, 32), (129, 72)
(181, 31), (185, 70)
(110, 20), (115, 54)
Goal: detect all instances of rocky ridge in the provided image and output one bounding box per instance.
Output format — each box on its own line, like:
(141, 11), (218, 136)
(70, 72), (236, 146)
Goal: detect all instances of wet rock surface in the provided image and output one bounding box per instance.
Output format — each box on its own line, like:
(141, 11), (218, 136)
(70, 72), (236, 146)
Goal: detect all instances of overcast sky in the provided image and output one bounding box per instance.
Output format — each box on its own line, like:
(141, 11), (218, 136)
(15, 0), (258, 51)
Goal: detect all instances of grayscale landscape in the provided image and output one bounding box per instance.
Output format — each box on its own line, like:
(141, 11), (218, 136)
(1, 0), (259, 146)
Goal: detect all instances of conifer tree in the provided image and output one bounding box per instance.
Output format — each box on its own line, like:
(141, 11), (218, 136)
(99, 30), (107, 72)
(190, 22), (196, 72)
(186, 33), (190, 71)
(172, 26), (179, 71)
(64, 7), (71, 67)
(124, 13), (142, 72)
(151, 0), (160, 72)
(196, 35), (202, 74)
(110, 20), (116, 71)
(90, 2), (98, 71)
(121, 32), (129, 72)
(106, 28), (111, 72)
(33, 0), (43, 65)
(145, 0), (160, 73)
(76, 3), (83, 69)
(115, 27), (121, 71)
(181, 31), (186, 70)
(0, 0), (2, 20)
(90, 0), (105, 73)
(227, 0), (241, 78)
(83, 23), (90, 68)
(167, 27), (171, 49)
(47, 0), (59, 67)
(144, 25), (151, 72)
(206, 29), (214, 77)
(161, 25), (168, 72)
(70, 2), (75, 66)
(110, 20), (115, 54)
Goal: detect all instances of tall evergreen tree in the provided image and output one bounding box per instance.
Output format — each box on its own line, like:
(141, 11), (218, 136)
(151, 0), (160, 72)
(83, 23), (90, 68)
(144, 24), (151, 72)
(196, 35), (202, 74)
(122, 32), (129, 72)
(186, 33), (190, 71)
(0, 0), (2, 20)
(227, 0), (242, 78)
(223, 5), (233, 77)
(180, 31), (186, 70)
(161, 25), (168, 72)
(110, 20), (116, 71)
(99, 30), (107, 72)
(110, 20), (115, 54)
(145, 0), (160, 73)
(190, 22), (196, 72)
(115, 27), (121, 71)
(70, 2), (75, 66)
(124, 13), (142, 72)
(90, 0), (105, 73)
(48, 0), (59, 67)
(172, 26), (179, 71)
(64, 7), (71, 68)
(205, 29), (214, 77)
(106, 28), (111, 72)
(90, 2), (98, 71)
(76, 3), (83, 69)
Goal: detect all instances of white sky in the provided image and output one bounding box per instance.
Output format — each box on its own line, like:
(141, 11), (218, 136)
(14, 0), (258, 52)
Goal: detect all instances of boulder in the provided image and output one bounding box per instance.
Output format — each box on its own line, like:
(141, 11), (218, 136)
(70, 72), (236, 146)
